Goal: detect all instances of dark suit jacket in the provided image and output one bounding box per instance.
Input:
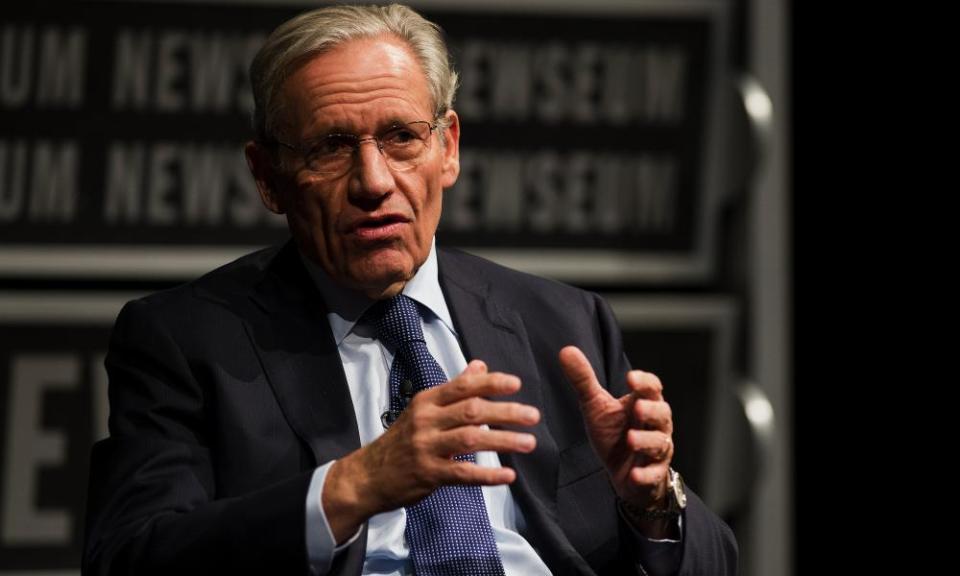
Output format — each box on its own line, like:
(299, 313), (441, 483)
(83, 242), (737, 575)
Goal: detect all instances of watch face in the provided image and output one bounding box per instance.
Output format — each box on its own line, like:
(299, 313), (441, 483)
(671, 469), (688, 510)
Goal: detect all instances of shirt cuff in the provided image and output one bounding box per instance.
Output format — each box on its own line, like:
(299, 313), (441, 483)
(618, 504), (683, 576)
(306, 461), (364, 575)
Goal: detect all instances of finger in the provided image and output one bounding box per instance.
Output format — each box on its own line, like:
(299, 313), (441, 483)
(629, 463), (670, 489)
(632, 399), (673, 433)
(462, 359), (488, 376)
(626, 370), (664, 401)
(559, 345), (605, 403)
(434, 426), (537, 457)
(429, 372), (521, 406)
(626, 430), (674, 463)
(434, 397), (540, 429)
(440, 460), (517, 486)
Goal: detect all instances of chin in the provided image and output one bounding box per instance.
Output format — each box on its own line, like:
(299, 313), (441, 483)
(348, 251), (417, 292)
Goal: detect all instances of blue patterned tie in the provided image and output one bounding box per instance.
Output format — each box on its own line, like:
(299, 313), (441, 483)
(370, 295), (506, 576)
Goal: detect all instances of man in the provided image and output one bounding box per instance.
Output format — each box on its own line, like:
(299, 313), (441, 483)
(83, 5), (736, 576)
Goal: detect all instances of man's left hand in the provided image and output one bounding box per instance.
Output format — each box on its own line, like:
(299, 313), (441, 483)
(559, 346), (675, 534)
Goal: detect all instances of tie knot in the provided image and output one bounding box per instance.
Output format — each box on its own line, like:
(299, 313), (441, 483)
(368, 294), (425, 349)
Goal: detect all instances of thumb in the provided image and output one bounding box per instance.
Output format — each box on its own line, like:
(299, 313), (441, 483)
(462, 359), (488, 376)
(559, 346), (604, 404)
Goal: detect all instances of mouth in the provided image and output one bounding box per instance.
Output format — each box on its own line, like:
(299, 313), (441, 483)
(349, 213), (411, 241)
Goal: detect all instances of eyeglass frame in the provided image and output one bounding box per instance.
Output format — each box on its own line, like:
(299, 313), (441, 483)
(265, 119), (442, 178)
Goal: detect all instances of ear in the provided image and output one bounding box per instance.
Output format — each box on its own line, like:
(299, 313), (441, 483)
(244, 140), (286, 214)
(439, 110), (461, 188)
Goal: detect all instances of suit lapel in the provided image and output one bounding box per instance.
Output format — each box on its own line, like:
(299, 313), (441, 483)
(245, 243), (361, 465)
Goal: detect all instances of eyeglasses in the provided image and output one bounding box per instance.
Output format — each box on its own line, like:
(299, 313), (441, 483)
(271, 120), (439, 178)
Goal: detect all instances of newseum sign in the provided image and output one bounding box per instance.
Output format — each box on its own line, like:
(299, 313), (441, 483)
(0, 0), (730, 282)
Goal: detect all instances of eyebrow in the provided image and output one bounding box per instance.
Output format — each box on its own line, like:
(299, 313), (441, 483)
(312, 118), (412, 138)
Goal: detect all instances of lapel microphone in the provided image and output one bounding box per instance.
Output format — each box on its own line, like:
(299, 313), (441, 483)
(381, 377), (416, 429)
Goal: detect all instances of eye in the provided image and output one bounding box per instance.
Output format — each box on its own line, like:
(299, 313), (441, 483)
(311, 134), (356, 157)
(381, 126), (420, 147)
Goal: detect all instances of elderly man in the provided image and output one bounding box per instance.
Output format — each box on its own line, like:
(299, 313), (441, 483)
(83, 5), (736, 576)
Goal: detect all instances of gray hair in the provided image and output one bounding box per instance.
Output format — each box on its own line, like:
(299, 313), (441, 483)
(249, 3), (459, 142)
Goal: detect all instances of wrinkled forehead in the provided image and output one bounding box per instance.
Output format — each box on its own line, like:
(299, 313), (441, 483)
(275, 36), (434, 134)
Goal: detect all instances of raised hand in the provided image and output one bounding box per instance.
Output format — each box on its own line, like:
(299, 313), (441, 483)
(559, 346), (674, 520)
(322, 360), (540, 542)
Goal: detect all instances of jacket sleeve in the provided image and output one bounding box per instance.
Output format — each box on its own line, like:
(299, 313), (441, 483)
(82, 298), (320, 575)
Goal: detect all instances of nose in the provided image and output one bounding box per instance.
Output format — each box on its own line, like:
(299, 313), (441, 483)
(348, 138), (395, 204)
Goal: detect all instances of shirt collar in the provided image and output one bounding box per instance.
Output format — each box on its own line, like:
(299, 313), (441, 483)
(299, 238), (456, 346)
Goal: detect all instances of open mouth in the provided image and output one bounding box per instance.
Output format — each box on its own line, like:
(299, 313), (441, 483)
(351, 214), (409, 240)
(356, 214), (407, 229)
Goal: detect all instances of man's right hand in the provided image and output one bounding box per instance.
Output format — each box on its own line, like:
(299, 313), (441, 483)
(321, 360), (540, 543)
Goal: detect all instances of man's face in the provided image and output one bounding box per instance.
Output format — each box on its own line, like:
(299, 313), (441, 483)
(247, 35), (460, 299)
